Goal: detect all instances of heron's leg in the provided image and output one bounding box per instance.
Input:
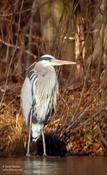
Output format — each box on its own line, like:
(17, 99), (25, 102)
(42, 130), (47, 156)
(26, 125), (31, 157)
(26, 112), (32, 157)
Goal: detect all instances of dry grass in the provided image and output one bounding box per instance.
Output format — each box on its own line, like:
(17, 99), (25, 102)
(0, 102), (27, 156)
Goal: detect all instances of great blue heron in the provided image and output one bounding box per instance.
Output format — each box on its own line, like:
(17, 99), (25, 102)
(21, 54), (76, 156)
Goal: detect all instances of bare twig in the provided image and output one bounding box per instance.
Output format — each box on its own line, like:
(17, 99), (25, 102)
(0, 0), (24, 108)
(0, 38), (37, 59)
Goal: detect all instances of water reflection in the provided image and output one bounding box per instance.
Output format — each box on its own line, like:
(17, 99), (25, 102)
(24, 157), (64, 175)
(0, 156), (107, 175)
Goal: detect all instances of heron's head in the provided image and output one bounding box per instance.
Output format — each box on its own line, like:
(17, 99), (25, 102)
(38, 54), (76, 67)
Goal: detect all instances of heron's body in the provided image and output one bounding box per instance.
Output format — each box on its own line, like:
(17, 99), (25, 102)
(21, 62), (58, 139)
(22, 65), (58, 123)
(21, 54), (76, 156)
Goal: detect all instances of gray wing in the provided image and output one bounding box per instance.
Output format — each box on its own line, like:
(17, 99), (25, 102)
(20, 70), (38, 125)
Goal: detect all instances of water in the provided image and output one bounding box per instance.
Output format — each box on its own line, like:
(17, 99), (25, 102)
(0, 156), (107, 175)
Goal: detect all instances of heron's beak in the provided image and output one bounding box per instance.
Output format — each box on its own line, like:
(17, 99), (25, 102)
(52, 59), (76, 66)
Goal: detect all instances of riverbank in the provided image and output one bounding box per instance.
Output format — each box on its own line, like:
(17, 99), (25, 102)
(0, 81), (107, 157)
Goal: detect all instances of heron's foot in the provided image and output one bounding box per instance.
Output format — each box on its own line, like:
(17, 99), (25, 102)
(26, 153), (31, 157)
(43, 153), (47, 158)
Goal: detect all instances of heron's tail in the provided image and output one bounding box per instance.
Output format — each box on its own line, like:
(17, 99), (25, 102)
(31, 123), (43, 141)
